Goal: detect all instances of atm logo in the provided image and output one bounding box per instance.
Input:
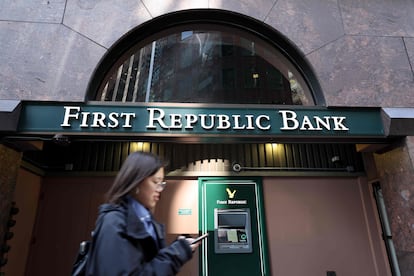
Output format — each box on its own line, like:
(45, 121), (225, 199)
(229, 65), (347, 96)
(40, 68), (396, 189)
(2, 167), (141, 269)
(226, 188), (237, 199)
(216, 187), (247, 205)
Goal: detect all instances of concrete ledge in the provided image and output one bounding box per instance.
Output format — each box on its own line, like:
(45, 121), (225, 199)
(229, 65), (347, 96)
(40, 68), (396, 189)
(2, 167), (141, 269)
(0, 100), (21, 132)
(382, 108), (414, 136)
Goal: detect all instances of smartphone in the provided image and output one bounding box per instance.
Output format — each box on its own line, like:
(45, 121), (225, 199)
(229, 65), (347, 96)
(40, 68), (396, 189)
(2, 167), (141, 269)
(191, 233), (209, 244)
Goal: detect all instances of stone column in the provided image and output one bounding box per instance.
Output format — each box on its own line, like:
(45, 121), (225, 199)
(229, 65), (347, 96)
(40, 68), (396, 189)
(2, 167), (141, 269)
(0, 144), (22, 267)
(374, 137), (414, 275)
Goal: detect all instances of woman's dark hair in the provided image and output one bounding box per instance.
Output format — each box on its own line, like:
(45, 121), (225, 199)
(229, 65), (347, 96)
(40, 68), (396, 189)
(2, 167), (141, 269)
(106, 151), (166, 204)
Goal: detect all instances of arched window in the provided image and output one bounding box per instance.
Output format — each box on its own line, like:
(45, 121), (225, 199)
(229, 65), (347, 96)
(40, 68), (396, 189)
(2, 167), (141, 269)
(87, 10), (324, 106)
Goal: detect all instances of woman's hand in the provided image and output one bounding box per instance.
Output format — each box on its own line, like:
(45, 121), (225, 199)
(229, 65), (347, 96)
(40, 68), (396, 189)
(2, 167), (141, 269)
(177, 235), (202, 252)
(185, 238), (201, 252)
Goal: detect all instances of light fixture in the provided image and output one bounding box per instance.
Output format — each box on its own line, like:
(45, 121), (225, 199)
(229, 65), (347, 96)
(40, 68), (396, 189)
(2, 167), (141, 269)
(52, 134), (70, 146)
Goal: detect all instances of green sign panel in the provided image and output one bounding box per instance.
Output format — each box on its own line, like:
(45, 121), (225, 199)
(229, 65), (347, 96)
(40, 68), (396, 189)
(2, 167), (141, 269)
(178, 208), (192, 215)
(17, 102), (384, 138)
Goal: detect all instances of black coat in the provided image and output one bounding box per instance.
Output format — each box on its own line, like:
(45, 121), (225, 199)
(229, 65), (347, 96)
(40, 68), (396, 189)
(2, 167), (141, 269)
(86, 198), (193, 275)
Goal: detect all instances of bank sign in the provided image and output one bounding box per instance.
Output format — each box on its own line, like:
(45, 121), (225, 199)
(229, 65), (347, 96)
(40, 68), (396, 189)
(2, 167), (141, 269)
(18, 102), (384, 138)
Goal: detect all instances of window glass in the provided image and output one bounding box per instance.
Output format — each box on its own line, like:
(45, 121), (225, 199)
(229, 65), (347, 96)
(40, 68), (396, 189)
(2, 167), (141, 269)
(96, 25), (314, 105)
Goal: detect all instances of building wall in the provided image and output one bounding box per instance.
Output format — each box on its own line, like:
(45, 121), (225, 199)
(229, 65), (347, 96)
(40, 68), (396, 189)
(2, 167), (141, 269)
(0, 145), (22, 268)
(10, 174), (390, 276)
(23, 176), (111, 275)
(374, 137), (414, 273)
(1, 1), (414, 106)
(262, 176), (391, 275)
(1, 0), (414, 274)
(2, 168), (42, 276)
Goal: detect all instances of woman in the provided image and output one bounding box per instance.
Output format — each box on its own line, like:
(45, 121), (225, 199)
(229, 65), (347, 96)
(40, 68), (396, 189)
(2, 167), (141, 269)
(87, 151), (199, 275)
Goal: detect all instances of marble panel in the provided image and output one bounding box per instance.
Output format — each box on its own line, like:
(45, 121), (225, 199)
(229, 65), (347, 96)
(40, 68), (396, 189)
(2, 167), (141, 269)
(265, 0), (343, 54)
(340, 0), (414, 37)
(0, 22), (106, 101)
(374, 143), (414, 253)
(64, 0), (152, 48)
(404, 37), (414, 74)
(307, 35), (414, 107)
(0, 145), (22, 250)
(209, 0), (276, 21)
(0, 0), (65, 23)
(143, 0), (208, 18)
(407, 136), (414, 168)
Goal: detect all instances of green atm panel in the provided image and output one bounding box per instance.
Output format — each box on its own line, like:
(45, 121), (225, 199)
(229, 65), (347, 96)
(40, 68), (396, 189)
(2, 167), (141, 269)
(199, 178), (270, 276)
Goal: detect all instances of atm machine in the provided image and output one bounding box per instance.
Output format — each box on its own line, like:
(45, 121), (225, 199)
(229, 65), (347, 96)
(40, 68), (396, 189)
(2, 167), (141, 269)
(199, 178), (270, 276)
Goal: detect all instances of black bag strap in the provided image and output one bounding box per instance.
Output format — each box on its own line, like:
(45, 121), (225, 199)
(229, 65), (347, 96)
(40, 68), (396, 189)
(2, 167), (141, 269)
(84, 214), (105, 271)
(72, 214), (105, 276)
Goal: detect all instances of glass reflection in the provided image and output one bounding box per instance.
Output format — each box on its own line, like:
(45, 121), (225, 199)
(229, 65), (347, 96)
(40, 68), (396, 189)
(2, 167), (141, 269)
(98, 29), (313, 105)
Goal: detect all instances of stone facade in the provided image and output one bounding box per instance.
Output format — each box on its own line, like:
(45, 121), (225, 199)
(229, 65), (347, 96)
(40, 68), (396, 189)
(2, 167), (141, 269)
(1, 1), (414, 106)
(0, 145), (22, 263)
(1, 0), (414, 274)
(374, 138), (414, 273)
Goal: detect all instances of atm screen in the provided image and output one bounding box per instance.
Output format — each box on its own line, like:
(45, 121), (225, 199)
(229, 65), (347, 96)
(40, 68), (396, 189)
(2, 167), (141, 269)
(217, 213), (248, 243)
(214, 209), (252, 253)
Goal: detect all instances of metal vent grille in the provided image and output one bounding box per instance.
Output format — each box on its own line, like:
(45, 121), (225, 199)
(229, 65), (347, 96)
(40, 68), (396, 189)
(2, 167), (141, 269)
(24, 141), (363, 174)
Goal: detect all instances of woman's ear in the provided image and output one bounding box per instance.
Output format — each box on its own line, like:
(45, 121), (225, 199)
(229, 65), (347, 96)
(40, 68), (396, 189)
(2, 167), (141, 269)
(135, 187), (140, 194)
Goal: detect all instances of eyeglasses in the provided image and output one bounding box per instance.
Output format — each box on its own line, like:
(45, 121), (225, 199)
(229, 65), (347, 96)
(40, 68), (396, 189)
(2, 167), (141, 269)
(156, 181), (167, 191)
